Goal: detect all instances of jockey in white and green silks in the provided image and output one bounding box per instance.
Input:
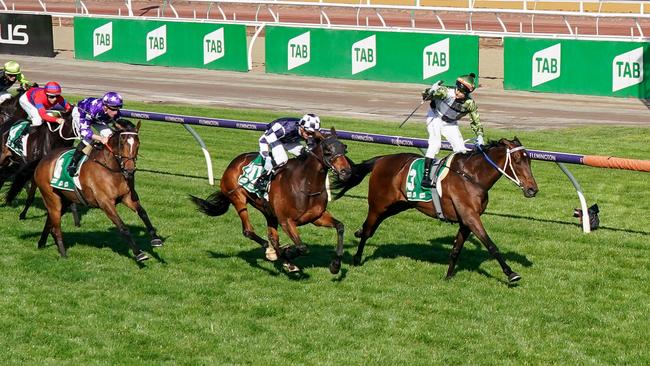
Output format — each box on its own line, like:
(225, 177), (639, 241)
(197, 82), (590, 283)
(420, 73), (484, 188)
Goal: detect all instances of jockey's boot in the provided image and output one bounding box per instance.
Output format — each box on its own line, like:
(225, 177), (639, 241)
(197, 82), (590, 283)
(253, 173), (271, 192)
(421, 157), (436, 189)
(67, 144), (86, 177)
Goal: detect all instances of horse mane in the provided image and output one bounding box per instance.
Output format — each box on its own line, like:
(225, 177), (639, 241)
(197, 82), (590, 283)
(113, 118), (136, 132)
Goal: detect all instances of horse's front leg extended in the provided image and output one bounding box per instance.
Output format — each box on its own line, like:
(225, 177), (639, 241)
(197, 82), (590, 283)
(99, 201), (148, 262)
(280, 218), (309, 259)
(312, 211), (345, 275)
(122, 194), (163, 247)
(463, 214), (520, 283)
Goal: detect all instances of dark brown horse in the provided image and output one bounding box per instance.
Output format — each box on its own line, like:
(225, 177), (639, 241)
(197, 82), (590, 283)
(0, 91), (27, 127)
(333, 138), (538, 283)
(6, 119), (162, 262)
(0, 110), (79, 222)
(191, 128), (352, 274)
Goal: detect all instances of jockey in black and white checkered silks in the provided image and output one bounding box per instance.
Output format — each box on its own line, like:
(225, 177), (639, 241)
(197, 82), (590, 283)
(254, 113), (321, 191)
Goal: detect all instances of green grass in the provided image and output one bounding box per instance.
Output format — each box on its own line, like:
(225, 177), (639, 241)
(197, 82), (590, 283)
(1, 100), (649, 364)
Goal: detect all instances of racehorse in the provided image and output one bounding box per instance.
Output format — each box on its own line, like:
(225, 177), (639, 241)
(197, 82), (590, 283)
(6, 119), (162, 262)
(190, 128), (352, 274)
(0, 110), (80, 223)
(0, 88), (28, 127)
(332, 138), (538, 283)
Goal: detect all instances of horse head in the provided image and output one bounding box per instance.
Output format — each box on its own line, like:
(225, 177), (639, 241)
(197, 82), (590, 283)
(106, 118), (141, 179)
(313, 127), (352, 182)
(496, 137), (539, 198)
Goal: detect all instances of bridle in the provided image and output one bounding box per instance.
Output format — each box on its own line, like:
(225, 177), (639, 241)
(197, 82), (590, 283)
(309, 136), (347, 174)
(478, 143), (527, 188)
(95, 131), (139, 178)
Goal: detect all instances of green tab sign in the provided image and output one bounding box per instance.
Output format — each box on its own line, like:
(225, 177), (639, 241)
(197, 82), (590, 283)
(504, 37), (650, 98)
(74, 17), (248, 71)
(265, 26), (478, 84)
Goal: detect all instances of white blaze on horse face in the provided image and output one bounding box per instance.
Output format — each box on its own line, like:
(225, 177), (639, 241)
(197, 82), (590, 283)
(127, 137), (135, 157)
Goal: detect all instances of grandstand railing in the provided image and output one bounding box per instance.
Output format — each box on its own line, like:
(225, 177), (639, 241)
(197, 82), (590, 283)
(5, 0), (650, 40)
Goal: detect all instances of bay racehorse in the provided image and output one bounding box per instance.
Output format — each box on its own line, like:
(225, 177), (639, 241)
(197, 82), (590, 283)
(0, 110), (80, 223)
(332, 138), (538, 283)
(191, 128), (352, 274)
(6, 119), (162, 262)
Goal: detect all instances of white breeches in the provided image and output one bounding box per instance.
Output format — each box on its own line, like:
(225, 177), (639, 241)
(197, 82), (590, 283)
(0, 92), (12, 104)
(258, 140), (303, 173)
(19, 93), (43, 126)
(424, 108), (468, 159)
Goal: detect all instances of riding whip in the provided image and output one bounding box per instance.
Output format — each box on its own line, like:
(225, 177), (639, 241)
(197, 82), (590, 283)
(399, 100), (425, 129)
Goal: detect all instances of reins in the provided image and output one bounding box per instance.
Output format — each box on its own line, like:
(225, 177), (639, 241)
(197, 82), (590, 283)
(93, 131), (139, 178)
(478, 144), (526, 188)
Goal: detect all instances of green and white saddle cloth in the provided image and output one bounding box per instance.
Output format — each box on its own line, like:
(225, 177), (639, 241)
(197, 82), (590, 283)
(6, 120), (30, 157)
(50, 149), (88, 191)
(405, 155), (455, 202)
(238, 155), (266, 196)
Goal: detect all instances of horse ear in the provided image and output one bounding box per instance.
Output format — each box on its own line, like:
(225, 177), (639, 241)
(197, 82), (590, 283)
(136, 120), (142, 132)
(330, 127), (337, 136)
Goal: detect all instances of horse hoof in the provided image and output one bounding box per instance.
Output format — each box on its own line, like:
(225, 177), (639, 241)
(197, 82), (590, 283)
(296, 245), (309, 256)
(283, 262), (300, 273)
(19, 214), (26, 220)
(329, 260), (341, 275)
(354, 230), (362, 238)
(352, 255), (362, 266)
(508, 272), (521, 283)
(135, 253), (149, 262)
(265, 246), (278, 261)
(150, 238), (164, 247)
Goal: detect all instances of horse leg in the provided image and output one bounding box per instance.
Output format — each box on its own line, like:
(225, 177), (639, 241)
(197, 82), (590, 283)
(463, 214), (520, 283)
(445, 224), (472, 280)
(312, 211), (345, 275)
(19, 180), (37, 220)
(38, 216), (52, 248)
(70, 203), (81, 227)
(232, 198), (268, 248)
(99, 201), (148, 262)
(122, 195), (163, 247)
(278, 219), (306, 273)
(264, 216), (280, 262)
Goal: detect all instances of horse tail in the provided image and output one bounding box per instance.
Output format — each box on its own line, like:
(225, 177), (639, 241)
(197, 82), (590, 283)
(5, 159), (39, 205)
(331, 156), (380, 200)
(189, 191), (231, 217)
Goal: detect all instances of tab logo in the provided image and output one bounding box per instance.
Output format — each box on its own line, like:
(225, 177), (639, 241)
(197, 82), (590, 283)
(612, 47), (643, 92)
(288, 31), (310, 71)
(146, 25), (167, 61)
(93, 22), (112, 57)
(423, 38), (449, 80)
(532, 43), (561, 87)
(204, 28), (225, 65)
(352, 35), (376, 75)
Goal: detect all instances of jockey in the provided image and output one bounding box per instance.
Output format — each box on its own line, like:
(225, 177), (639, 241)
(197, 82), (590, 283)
(19, 81), (72, 128)
(67, 91), (124, 176)
(0, 61), (31, 104)
(253, 113), (321, 191)
(420, 73), (484, 188)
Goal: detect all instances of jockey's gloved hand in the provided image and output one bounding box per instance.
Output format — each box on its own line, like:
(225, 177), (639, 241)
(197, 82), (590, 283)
(421, 80), (443, 101)
(476, 134), (485, 146)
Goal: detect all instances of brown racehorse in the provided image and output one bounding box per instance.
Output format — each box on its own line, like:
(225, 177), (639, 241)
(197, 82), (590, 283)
(332, 138), (538, 283)
(191, 128), (352, 274)
(6, 119), (162, 262)
(0, 110), (80, 223)
(0, 91), (27, 127)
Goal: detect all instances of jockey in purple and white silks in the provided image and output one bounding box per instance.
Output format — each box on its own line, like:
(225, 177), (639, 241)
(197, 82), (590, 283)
(253, 113), (321, 191)
(67, 91), (123, 176)
(420, 73), (484, 188)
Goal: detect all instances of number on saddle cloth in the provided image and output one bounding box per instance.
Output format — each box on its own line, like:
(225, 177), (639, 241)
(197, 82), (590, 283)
(405, 156), (455, 202)
(50, 149), (88, 191)
(238, 155), (266, 194)
(6, 120), (30, 156)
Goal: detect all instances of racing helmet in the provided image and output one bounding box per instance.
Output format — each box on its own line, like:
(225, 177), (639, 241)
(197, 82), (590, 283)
(299, 113), (320, 133)
(455, 73), (476, 94)
(4, 61), (21, 75)
(102, 91), (123, 109)
(44, 81), (62, 96)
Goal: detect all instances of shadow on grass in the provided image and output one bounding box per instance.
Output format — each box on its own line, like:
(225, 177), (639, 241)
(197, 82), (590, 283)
(19, 225), (167, 265)
(357, 235), (533, 282)
(206, 234), (529, 284)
